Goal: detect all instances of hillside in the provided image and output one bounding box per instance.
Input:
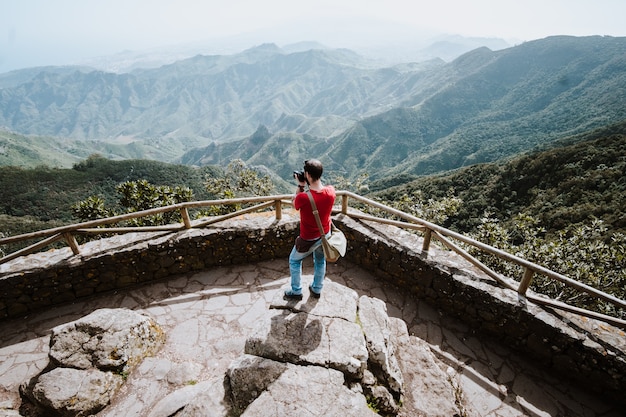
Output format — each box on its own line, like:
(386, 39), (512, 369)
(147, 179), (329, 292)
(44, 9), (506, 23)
(372, 120), (626, 237)
(0, 157), (219, 240)
(2, 36), (626, 181)
(178, 36), (626, 181)
(0, 45), (386, 149)
(0, 129), (188, 168)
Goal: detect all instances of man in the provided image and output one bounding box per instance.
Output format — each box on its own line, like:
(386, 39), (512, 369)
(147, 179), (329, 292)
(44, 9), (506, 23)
(284, 159), (336, 300)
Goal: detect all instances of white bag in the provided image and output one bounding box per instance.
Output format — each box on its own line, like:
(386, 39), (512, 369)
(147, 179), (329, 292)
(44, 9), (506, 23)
(321, 222), (347, 262)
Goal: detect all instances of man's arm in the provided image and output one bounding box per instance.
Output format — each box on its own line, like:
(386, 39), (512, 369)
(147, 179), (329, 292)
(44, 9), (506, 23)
(292, 182), (306, 206)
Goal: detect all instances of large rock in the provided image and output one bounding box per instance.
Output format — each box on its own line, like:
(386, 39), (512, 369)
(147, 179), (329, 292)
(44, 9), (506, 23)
(27, 368), (124, 417)
(244, 309), (368, 379)
(49, 308), (165, 371)
(228, 355), (289, 411)
(239, 362), (379, 417)
(228, 280), (405, 416)
(147, 378), (228, 417)
(21, 308), (165, 417)
(358, 295), (404, 396)
(390, 318), (460, 417)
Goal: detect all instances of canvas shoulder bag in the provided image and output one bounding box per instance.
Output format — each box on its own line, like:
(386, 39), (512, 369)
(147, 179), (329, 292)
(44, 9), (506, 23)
(306, 191), (347, 262)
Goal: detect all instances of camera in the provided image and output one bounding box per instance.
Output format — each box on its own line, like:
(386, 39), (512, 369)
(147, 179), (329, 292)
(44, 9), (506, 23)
(293, 170), (306, 183)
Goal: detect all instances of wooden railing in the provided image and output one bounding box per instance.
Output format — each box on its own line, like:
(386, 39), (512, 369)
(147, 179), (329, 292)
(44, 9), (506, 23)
(336, 191), (626, 329)
(0, 195), (294, 265)
(1, 191), (624, 328)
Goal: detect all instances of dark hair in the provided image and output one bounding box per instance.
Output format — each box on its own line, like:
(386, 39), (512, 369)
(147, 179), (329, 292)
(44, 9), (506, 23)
(303, 159), (323, 181)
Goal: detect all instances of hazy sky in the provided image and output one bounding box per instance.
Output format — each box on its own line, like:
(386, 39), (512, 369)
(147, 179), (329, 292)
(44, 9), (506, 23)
(2, 0), (625, 73)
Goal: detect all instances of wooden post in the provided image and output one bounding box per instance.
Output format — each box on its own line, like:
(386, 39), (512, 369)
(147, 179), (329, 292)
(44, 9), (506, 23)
(342, 195), (348, 214)
(422, 228), (432, 253)
(180, 208), (192, 229)
(518, 267), (534, 295)
(275, 199), (282, 220)
(63, 232), (81, 255)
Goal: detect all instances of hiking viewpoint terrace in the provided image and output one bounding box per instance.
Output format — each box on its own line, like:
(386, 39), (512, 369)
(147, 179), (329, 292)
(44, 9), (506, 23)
(0, 192), (624, 416)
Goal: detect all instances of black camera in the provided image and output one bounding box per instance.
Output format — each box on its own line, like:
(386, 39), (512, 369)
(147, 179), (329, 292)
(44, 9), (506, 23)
(293, 170), (306, 183)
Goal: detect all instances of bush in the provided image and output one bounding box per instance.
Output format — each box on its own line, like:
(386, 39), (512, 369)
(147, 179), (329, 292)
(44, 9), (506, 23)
(469, 213), (625, 319)
(72, 180), (194, 226)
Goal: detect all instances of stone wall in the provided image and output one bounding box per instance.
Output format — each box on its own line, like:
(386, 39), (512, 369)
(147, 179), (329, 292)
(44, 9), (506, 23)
(0, 210), (624, 405)
(0, 213), (298, 319)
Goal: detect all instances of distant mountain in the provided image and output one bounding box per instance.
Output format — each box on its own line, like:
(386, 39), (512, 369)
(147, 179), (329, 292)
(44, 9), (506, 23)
(0, 65), (95, 89)
(0, 44), (401, 149)
(360, 34), (512, 63)
(179, 36), (626, 181)
(71, 34), (509, 74)
(1, 36), (626, 185)
(325, 36), (626, 179)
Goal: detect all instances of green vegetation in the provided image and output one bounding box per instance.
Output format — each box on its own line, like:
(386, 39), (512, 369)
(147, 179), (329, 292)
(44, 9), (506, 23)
(70, 159), (276, 223)
(0, 155), (219, 243)
(373, 122), (626, 239)
(469, 214), (625, 319)
(365, 394), (380, 413)
(71, 180), (194, 226)
(203, 159), (275, 215)
(368, 127), (626, 319)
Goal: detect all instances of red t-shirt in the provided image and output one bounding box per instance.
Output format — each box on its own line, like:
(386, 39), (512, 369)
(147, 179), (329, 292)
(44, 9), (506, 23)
(294, 186), (336, 240)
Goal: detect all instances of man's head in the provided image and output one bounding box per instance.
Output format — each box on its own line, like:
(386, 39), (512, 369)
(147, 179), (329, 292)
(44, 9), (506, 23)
(303, 159), (323, 181)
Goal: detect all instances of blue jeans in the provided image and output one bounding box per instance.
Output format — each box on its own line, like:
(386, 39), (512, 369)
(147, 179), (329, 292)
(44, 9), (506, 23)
(288, 234), (329, 294)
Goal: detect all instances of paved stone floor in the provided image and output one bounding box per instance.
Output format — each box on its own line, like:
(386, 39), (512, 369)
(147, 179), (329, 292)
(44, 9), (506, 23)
(0, 259), (622, 417)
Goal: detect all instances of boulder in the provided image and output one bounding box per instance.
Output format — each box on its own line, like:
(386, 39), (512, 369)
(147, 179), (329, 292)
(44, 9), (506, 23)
(147, 378), (228, 417)
(228, 280), (405, 416)
(228, 355), (289, 411)
(26, 367), (123, 417)
(389, 317), (459, 417)
(21, 308), (164, 417)
(244, 309), (368, 379)
(239, 363), (379, 417)
(49, 308), (165, 371)
(358, 295), (404, 396)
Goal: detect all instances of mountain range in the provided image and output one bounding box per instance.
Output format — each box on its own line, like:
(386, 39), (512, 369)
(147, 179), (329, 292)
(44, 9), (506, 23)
(1, 35), (625, 185)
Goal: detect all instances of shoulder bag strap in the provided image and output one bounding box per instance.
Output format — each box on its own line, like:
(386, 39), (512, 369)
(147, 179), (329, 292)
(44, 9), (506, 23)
(307, 191), (327, 239)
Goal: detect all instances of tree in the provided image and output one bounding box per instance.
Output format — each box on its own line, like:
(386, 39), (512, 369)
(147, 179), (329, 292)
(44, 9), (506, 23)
(329, 173), (370, 194)
(72, 180), (194, 226)
(71, 196), (113, 221)
(380, 189), (462, 225)
(469, 213), (626, 319)
(203, 159), (274, 215)
(116, 180), (194, 226)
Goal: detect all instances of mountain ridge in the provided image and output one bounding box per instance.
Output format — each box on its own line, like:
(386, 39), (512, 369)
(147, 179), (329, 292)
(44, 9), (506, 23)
(178, 36), (626, 181)
(1, 36), (625, 184)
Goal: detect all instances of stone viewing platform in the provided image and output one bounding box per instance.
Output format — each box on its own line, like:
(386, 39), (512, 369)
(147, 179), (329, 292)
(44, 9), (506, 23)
(0, 209), (624, 416)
